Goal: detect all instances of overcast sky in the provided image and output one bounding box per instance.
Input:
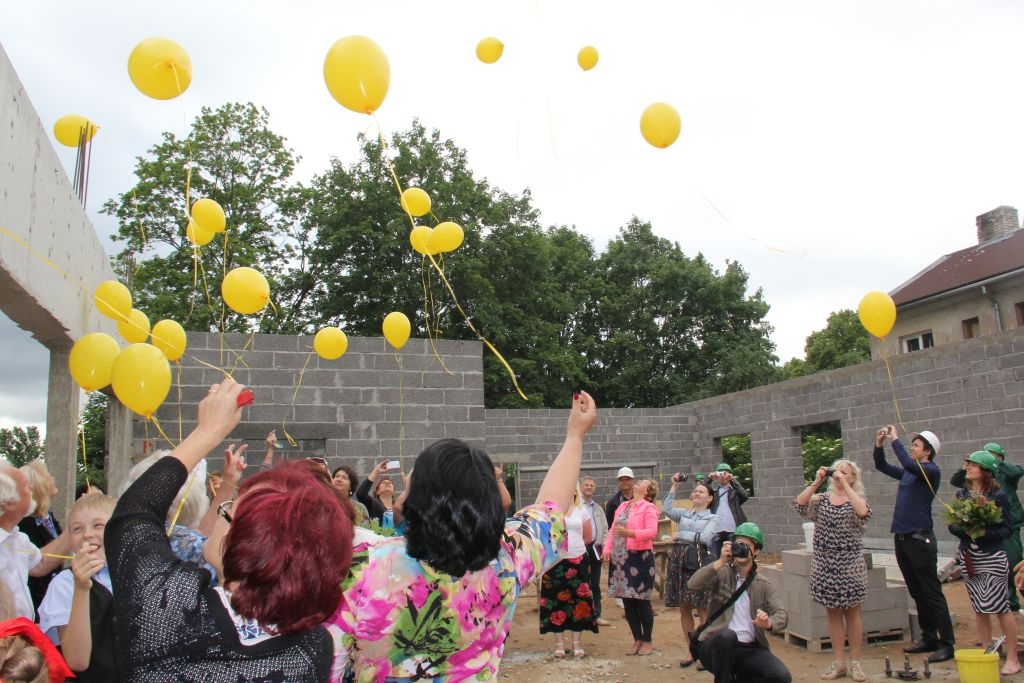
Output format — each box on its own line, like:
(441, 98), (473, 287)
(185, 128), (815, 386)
(3, 0), (1024, 429)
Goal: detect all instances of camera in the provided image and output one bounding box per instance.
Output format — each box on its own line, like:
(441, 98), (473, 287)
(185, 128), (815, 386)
(824, 467), (836, 477)
(672, 472), (689, 483)
(730, 540), (751, 558)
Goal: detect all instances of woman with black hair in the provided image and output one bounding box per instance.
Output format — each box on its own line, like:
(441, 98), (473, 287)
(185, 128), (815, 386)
(328, 391), (597, 681)
(332, 466), (369, 525)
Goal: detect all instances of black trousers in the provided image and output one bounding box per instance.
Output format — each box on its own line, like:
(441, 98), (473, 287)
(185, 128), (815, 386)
(698, 629), (792, 683)
(622, 598), (654, 643)
(894, 533), (955, 645)
(585, 543), (603, 617)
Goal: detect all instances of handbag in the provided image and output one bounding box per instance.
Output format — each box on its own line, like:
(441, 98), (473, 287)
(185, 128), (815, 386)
(682, 535), (708, 573)
(687, 565), (758, 661)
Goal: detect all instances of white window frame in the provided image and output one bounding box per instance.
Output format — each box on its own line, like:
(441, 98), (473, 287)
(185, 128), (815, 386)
(901, 330), (934, 353)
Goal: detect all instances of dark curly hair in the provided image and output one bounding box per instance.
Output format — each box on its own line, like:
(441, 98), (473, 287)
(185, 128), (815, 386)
(403, 439), (505, 576)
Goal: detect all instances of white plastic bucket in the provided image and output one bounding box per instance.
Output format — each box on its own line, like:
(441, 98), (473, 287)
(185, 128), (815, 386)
(803, 522), (815, 549)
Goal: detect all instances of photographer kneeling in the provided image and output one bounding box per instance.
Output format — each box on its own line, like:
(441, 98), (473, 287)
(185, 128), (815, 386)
(687, 523), (791, 683)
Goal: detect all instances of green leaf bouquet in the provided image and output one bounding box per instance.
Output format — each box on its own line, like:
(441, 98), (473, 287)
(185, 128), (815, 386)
(943, 495), (1003, 541)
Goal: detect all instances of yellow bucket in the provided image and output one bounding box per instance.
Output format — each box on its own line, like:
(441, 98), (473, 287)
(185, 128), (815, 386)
(954, 648), (1000, 683)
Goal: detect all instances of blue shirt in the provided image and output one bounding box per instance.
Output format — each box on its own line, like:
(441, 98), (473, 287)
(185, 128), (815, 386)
(873, 440), (941, 534)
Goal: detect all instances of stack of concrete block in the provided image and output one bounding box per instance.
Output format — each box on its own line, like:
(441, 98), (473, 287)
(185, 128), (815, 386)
(761, 549), (909, 652)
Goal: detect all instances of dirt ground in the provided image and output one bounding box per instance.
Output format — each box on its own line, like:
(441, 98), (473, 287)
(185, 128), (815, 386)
(500, 576), (1024, 682)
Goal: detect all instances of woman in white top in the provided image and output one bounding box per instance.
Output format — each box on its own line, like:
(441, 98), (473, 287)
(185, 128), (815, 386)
(538, 486), (597, 658)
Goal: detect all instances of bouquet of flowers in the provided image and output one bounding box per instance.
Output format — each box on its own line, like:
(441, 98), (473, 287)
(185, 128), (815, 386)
(943, 494), (1003, 541)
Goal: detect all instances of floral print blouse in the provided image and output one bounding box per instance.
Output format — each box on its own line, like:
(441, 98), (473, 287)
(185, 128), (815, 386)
(329, 502), (565, 682)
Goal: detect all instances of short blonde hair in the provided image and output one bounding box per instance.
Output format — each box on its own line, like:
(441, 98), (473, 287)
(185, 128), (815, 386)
(70, 491), (116, 520)
(19, 461), (52, 518)
(826, 459), (866, 497)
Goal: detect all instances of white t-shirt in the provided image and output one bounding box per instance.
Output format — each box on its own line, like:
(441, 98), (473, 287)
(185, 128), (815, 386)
(565, 506), (588, 558)
(0, 527), (41, 620)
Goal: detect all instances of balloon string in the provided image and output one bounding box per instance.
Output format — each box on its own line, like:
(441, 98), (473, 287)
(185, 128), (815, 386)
(148, 414), (176, 450)
(692, 183), (790, 255)
(371, 119), (527, 401)
(0, 227), (67, 276)
(166, 464), (196, 535)
(420, 258), (454, 376)
(79, 412), (90, 490)
(396, 352), (405, 472)
(174, 361), (184, 443)
(281, 350), (315, 448)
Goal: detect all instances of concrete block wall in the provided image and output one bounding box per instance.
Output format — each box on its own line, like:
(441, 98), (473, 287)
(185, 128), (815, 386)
(128, 332), (484, 489)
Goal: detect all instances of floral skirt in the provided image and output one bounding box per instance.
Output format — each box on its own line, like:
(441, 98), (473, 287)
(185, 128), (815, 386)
(663, 543), (709, 608)
(608, 545), (655, 601)
(539, 554), (598, 633)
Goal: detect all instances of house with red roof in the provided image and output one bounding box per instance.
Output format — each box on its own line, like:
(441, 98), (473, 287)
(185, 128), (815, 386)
(871, 205), (1024, 359)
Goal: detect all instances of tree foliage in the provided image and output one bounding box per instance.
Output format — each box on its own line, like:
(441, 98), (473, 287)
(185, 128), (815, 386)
(77, 392), (108, 490)
(0, 426), (43, 467)
(801, 422), (843, 484)
(721, 434), (754, 496)
(781, 309), (870, 379)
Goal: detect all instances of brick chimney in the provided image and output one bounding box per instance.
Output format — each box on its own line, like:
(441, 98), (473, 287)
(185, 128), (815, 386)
(976, 205), (1019, 244)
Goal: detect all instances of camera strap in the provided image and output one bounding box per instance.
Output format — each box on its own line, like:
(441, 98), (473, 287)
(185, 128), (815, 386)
(693, 564), (758, 643)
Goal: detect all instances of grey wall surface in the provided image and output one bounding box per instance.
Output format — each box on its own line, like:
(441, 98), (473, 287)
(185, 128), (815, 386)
(143, 327), (1024, 556)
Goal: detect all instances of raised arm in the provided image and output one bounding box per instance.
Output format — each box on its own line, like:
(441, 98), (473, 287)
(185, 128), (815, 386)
(535, 392), (597, 513)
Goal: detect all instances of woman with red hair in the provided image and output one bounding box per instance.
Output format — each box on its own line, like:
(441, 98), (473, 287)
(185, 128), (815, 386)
(106, 379), (352, 682)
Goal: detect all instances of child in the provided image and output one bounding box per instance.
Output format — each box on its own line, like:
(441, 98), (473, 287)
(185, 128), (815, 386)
(37, 492), (117, 681)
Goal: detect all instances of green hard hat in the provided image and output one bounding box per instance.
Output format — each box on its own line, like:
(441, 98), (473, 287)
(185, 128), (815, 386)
(967, 450), (999, 474)
(716, 463), (733, 473)
(732, 522), (764, 549)
(984, 442), (1006, 458)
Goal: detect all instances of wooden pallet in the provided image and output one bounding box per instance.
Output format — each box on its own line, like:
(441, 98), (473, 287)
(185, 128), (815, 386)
(781, 628), (910, 653)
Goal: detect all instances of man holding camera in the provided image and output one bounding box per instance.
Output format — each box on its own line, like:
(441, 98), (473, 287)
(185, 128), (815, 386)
(687, 522), (791, 683)
(708, 463), (750, 559)
(873, 425), (955, 663)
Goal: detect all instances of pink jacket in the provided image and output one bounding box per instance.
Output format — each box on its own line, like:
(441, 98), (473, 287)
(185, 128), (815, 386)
(603, 499), (659, 557)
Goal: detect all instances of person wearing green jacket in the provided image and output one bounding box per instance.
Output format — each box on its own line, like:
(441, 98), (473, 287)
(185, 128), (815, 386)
(951, 442), (1024, 612)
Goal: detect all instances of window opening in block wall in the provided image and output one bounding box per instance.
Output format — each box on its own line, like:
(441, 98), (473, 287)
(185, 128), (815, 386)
(499, 463), (518, 513)
(799, 421), (843, 485)
(718, 434), (753, 496)
(901, 330), (934, 353)
(1016, 302), (1024, 327)
(961, 317), (980, 339)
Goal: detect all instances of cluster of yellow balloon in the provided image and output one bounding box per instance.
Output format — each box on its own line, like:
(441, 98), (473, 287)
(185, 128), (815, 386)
(858, 291), (897, 338)
(401, 188), (465, 255)
(186, 198), (226, 246)
(382, 312), (411, 350)
(53, 115), (99, 148)
(324, 36), (390, 115)
(127, 38), (192, 100)
(150, 319), (187, 362)
(93, 280), (132, 322)
(222, 267), (271, 315)
(117, 308), (151, 344)
(69, 332), (120, 393)
(111, 343), (172, 418)
(577, 46), (599, 71)
(640, 102), (681, 149)
(314, 327), (348, 360)
(476, 37), (504, 64)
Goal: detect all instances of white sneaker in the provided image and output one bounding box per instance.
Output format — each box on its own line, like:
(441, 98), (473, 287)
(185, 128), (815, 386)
(595, 618), (611, 626)
(616, 598), (624, 609)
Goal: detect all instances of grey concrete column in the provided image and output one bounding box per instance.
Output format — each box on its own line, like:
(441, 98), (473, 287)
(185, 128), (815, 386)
(45, 344), (78, 526)
(105, 400), (133, 497)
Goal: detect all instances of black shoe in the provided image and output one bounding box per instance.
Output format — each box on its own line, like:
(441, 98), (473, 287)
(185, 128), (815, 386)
(927, 645), (955, 664)
(904, 640), (938, 654)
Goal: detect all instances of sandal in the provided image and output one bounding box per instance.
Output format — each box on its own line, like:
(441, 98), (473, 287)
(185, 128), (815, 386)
(626, 642), (641, 656)
(821, 660), (847, 680)
(849, 661), (866, 682)
(553, 648), (565, 659)
(637, 643), (654, 656)
(680, 658), (694, 668)
(1001, 664), (1022, 676)
(574, 648), (586, 658)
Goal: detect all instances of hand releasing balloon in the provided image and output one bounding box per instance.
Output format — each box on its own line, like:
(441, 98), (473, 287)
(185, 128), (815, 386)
(117, 308), (151, 344)
(69, 333), (120, 392)
(640, 102), (681, 149)
(93, 280), (132, 321)
(382, 312), (411, 350)
(127, 37), (192, 100)
(53, 115), (99, 147)
(111, 343), (171, 417)
(577, 46), (599, 71)
(314, 327), (349, 360)
(324, 36), (390, 114)
(400, 188), (431, 217)
(222, 267), (271, 315)
(151, 319), (187, 361)
(476, 37), (504, 64)
(858, 291), (897, 338)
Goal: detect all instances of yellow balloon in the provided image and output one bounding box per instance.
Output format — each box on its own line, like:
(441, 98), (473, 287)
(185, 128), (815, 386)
(117, 308), (151, 344)
(323, 36), (390, 114)
(127, 37), (192, 100)
(111, 343), (171, 417)
(68, 332), (120, 392)
(222, 267), (271, 315)
(186, 218), (215, 246)
(640, 102), (681, 149)
(409, 225), (434, 255)
(432, 221), (464, 253)
(53, 115), (99, 147)
(858, 291), (897, 338)
(400, 188), (431, 217)
(577, 46), (599, 71)
(382, 312), (411, 350)
(93, 280), (132, 322)
(476, 37), (504, 64)
(151, 319), (187, 362)
(191, 198), (226, 233)
(314, 327), (348, 360)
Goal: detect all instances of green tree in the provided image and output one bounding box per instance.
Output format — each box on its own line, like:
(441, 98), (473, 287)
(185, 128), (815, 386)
(721, 434), (754, 495)
(801, 422), (843, 484)
(103, 102), (305, 332)
(0, 426), (43, 467)
(77, 392), (108, 490)
(587, 218), (777, 408)
(780, 309), (870, 379)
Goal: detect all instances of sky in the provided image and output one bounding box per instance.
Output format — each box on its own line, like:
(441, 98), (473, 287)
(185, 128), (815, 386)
(3, 0), (1024, 429)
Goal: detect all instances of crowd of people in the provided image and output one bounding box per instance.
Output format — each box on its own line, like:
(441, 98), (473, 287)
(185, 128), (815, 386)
(1, 394), (1024, 681)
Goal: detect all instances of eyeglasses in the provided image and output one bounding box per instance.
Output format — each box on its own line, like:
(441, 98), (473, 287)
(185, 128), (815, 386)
(217, 499), (235, 524)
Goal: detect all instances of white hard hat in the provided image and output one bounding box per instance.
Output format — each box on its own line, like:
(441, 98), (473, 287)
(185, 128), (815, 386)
(911, 430), (941, 455)
(616, 466), (635, 479)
